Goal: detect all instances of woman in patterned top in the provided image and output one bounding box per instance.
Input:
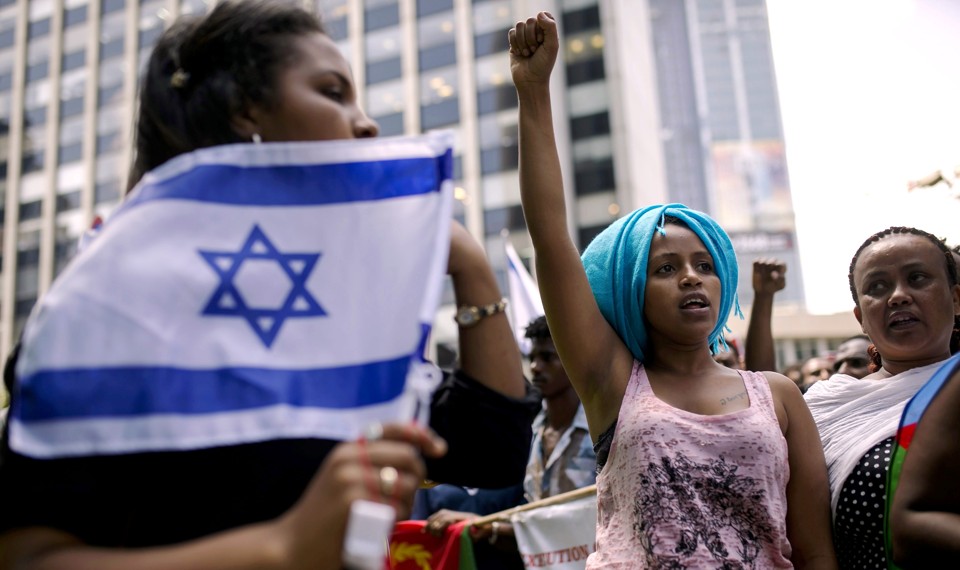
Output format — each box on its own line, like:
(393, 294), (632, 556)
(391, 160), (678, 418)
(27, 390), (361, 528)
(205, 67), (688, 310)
(805, 226), (960, 569)
(509, 12), (837, 569)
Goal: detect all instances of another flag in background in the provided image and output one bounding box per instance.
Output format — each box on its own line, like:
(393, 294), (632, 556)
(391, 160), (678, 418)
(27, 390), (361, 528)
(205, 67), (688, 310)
(10, 132), (454, 459)
(884, 352), (960, 569)
(389, 520), (477, 570)
(504, 237), (544, 355)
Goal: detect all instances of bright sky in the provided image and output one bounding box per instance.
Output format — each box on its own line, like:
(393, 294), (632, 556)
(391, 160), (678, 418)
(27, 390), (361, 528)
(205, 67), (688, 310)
(766, 0), (960, 314)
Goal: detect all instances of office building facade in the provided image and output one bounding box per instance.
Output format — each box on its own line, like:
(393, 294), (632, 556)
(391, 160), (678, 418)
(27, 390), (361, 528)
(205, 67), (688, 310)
(0, 0), (801, 361)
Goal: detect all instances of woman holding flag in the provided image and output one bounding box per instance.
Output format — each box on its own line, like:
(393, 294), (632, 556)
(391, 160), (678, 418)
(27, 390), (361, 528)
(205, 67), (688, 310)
(510, 12), (836, 568)
(0, 1), (536, 568)
(805, 226), (960, 569)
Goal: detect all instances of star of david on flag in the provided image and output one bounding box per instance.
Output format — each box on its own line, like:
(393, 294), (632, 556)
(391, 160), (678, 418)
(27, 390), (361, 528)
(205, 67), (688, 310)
(11, 133), (454, 459)
(200, 225), (326, 348)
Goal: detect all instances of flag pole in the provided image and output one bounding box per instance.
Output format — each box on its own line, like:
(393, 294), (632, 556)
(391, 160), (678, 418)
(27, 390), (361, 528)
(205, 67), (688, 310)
(467, 484), (597, 527)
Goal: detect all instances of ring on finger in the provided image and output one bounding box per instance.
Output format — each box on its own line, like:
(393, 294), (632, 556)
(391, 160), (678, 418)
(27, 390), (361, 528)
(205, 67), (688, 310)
(379, 465), (399, 497)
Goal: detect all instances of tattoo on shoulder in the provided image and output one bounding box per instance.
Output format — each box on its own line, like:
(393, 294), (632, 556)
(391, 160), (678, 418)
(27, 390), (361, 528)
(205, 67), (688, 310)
(720, 391), (747, 406)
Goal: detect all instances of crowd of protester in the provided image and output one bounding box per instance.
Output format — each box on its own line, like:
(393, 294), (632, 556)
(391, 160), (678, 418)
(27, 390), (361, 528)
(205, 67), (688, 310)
(1, 1), (960, 569)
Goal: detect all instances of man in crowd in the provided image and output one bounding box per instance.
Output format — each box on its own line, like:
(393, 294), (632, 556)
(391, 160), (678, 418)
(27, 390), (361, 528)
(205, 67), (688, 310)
(832, 334), (871, 379)
(421, 316), (597, 567)
(800, 355), (835, 393)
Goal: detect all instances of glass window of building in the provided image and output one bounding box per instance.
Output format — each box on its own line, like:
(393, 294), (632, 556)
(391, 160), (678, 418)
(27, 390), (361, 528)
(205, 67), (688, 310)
(55, 230), (80, 278)
(64, 4), (88, 27)
(477, 112), (516, 149)
(316, 0), (348, 40)
(472, 0), (511, 35)
(474, 54), (510, 92)
(421, 97), (458, 131)
(572, 135), (613, 164)
(0, 16), (16, 49)
(364, 27), (401, 61)
(364, 1), (399, 33)
(372, 112), (403, 137)
(417, 10), (455, 71)
(56, 191), (82, 215)
(27, 17), (51, 40)
(573, 157), (615, 195)
(15, 231), (40, 285)
(63, 17), (89, 53)
(478, 111), (519, 177)
(19, 200), (42, 221)
(566, 81), (608, 116)
(59, 95), (84, 119)
(102, 0), (125, 15)
(364, 26), (402, 84)
(23, 105), (47, 127)
(26, 33), (52, 82)
(416, 0), (452, 19)
(472, 0), (511, 57)
(21, 122), (46, 172)
(0, 57), (12, 92)
(420, 65), (457, 107)
(100, 9), (126, 61)
(419, 65), (458, 130)
(475, 55), (514, 116)
(180, 0), (211, 16)
(569, 111), (610, 140)
(96, 102), (124, 134)
(419, 42), (456, 72)
(95, 179), (121, 204)
(483, 203), (525, 237)
(139, 0), (166, 49)
(61, 49), (87, 73)
(365, 77), (405, 118)
(14, 229), (41, 338)
(565, 57), (604, 87)
(481, 170), (521, 210)
(562, 4), (600, 34)
(564, 30), (605, 64)
(97, 54), (124, 110)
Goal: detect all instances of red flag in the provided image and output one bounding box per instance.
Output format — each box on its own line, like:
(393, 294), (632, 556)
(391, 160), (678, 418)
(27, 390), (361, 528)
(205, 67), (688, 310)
(388, 520), (476, 570)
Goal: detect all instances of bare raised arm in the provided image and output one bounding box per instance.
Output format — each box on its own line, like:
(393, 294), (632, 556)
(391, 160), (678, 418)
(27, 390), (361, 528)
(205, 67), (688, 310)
(744, 259), (786, 372)
(509, 13), (632, 435)
(448, 220), (525, 398)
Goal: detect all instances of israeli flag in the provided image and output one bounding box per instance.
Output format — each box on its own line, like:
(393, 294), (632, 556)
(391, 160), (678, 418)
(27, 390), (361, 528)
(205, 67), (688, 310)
(10, 132), (454, 459)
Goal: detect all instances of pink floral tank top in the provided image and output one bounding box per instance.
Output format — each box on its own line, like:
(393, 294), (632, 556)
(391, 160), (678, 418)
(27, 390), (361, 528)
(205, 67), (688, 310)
(588, 362), (792, 569)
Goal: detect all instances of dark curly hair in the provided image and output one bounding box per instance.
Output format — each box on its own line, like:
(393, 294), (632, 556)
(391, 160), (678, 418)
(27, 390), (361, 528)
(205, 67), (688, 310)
(847, 226), (960, 372)
(524, 316), (551, 340)
(129, 0), (324, 190)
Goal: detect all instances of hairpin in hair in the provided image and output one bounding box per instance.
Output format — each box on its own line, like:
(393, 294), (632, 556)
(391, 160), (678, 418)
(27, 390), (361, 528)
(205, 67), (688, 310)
(171, 69), (190, 89)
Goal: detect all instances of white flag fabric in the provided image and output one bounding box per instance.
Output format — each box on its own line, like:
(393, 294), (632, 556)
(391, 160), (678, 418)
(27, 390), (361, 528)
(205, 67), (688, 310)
(511, 494), (597, 570)
(11, 132), (454, 459)
(504, 240), (544, 354)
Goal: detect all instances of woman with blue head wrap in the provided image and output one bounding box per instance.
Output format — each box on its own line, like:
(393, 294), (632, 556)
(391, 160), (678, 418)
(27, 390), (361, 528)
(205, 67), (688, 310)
(581, 203), (743, 363)
(510, 12), (837, 568)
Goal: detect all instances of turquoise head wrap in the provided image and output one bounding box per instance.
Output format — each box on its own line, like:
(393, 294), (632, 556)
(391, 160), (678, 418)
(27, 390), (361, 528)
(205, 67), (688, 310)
(581, 203), (743, 362)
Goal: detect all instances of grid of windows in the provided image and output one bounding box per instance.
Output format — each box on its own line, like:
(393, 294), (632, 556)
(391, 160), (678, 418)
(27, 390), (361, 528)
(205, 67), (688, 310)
(2, 0), (805, 355)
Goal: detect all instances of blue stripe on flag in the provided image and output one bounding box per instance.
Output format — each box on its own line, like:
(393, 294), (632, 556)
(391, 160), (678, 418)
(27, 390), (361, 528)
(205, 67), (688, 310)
(127, 155), (453, 207)
(16, 356), (411, 421)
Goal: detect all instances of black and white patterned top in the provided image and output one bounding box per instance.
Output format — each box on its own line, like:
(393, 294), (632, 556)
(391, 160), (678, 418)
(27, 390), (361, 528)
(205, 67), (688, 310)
(834, 437), (895, 569)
